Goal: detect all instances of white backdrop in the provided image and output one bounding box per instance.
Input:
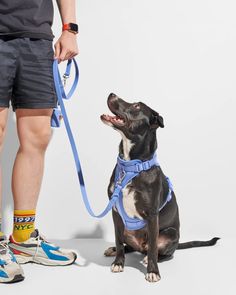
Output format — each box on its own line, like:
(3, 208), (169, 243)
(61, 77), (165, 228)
(2, 0), (236, 241)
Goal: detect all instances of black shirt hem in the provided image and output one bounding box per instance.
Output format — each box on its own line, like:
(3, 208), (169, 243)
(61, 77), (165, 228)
(0, 31), (54, 41)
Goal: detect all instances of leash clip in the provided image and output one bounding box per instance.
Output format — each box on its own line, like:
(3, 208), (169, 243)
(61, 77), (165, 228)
(116, 170), (126, 185)
(63, 74), (70, 87)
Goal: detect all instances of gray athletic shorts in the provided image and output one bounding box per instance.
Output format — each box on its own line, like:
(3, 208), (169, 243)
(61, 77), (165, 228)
(0, 36), (58, 112)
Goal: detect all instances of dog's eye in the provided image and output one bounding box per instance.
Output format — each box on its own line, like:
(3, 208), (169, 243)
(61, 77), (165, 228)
(133, 103), (140, 110)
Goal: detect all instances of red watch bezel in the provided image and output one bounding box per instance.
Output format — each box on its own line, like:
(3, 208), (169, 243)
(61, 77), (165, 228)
(62, 23), (78, 34)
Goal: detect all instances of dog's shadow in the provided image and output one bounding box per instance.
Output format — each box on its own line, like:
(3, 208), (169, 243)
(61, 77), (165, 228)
(78, 241), (147, 275)
(56, 224), (147, 275)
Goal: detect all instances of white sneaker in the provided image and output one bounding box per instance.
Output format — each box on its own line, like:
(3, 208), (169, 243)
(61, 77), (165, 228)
(0, 235), (24, 283)
(9, 229), (77, 266)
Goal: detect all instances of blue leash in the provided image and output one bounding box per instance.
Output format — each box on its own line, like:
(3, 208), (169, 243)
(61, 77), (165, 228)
(52, 58), (173, 228)
(52, 58), (122, 218)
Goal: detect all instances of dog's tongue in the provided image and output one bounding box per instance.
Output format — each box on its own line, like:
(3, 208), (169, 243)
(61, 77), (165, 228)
(103, 114), (124, 122)
(113, 116), (123, 122)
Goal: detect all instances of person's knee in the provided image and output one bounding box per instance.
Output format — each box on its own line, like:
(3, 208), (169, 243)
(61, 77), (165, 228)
(0, 108), (8, 149)
(20, 127), (52, 152)
(0, 123), (7, 149)
(16, 109), (53, 153)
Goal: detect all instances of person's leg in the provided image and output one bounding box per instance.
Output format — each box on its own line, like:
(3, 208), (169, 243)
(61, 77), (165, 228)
(8, 107), (77, 266)
(0, 107), (9, 236)
(6, 37), (76, 265)
(11, 108), (53, 242)
(0, 107), (24, 283)
(13, 108), (52, 208)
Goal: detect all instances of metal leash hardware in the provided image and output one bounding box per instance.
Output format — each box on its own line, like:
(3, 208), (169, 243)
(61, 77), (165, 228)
(63, 73), (70, 86)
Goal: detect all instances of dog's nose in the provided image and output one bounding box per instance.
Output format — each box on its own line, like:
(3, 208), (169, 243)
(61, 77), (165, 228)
(109, 93), (117, 99)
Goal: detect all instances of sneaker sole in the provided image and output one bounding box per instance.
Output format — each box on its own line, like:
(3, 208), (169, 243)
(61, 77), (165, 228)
(14, 253), (77, 266)
(0, 274), (25, 284)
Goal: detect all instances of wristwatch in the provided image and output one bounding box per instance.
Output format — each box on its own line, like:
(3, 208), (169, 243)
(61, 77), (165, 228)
(62, 23), (79, 34)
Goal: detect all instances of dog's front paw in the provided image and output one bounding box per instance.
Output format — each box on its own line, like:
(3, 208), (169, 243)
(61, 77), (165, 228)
(111, 263), (124, 273)
(145, 272), (161, 283)
(104, 246), (116, 257)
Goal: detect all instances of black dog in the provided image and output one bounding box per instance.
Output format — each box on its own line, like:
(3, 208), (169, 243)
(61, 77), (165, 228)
(100, 93), (219, 283)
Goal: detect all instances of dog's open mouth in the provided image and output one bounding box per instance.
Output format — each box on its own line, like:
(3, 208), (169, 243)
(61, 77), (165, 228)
(101, 113), (126, 126)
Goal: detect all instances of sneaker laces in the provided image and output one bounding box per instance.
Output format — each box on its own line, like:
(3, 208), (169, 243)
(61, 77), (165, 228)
(0, 240), (14, 265)
(32, 230), (58, 261)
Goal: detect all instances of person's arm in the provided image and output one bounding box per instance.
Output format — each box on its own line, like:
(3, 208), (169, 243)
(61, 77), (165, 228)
(54, 0), (79, 63)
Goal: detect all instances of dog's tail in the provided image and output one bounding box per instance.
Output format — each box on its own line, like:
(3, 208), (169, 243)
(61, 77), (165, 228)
(177, 237), (220, 250)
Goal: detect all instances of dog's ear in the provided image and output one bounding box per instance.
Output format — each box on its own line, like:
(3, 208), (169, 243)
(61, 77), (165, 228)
(150, 110), (164, 129)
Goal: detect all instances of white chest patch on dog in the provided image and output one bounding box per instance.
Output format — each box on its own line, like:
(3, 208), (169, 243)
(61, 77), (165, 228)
(122, 139), (134, 160)
(118, 131), (134, 160)
(122, 185), (143, 219)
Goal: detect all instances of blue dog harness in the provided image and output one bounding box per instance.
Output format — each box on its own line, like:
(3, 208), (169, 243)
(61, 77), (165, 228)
(113, 154), (173, 230)
(52, 59), (174, 230)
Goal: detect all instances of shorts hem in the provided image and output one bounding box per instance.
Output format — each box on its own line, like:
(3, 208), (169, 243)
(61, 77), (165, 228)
(0, 103), (10, 109)
(13, 103), (57, 112)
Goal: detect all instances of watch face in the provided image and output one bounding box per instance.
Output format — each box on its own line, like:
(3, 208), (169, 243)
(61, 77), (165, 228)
(70, 23), (78, 33)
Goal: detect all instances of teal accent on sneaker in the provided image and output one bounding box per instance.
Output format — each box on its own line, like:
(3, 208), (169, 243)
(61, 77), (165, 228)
(41, 242), (69, 261)
(10, 251), (17, 263)
(0, 270), (8, 278)
(0, 259), (6, 265)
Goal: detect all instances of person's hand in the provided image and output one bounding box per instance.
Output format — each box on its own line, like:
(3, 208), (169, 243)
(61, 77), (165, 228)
(54, 30), (79, 63)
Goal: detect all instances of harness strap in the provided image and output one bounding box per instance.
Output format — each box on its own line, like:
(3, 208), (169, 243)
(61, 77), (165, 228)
(159, 177), (173, 211)
(117, 153), (159, 173)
